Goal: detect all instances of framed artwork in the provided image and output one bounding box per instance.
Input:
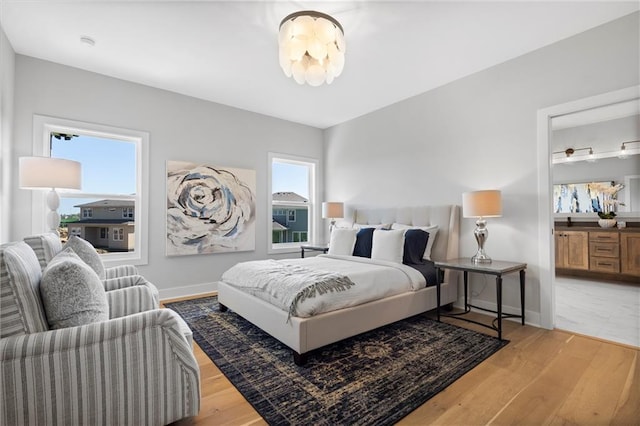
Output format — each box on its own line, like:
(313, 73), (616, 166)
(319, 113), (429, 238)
(553, 181), (614, 214)
(166, 160), (256, 256)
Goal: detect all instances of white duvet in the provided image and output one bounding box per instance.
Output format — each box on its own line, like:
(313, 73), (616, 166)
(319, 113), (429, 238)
(221, 254), (426, 318)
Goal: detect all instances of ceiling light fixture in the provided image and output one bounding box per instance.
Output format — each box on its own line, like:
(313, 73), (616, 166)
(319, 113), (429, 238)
(619, 139), (640, 159)
(278, 10), (345, 86)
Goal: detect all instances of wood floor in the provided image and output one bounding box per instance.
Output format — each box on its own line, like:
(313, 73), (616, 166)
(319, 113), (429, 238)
(167, 295), (639, 426)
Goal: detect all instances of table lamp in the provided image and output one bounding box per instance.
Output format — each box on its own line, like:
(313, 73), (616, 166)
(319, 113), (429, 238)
(322, 202), (344, 234)
(19, 156), (82, 234)
(462, 190), (502, 264)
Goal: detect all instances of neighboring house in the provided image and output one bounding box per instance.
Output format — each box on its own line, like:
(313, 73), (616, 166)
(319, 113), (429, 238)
(272, 192), (309, 243)
(67, 200), (135, 251)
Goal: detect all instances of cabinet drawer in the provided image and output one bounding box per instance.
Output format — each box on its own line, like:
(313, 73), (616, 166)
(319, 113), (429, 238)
(589, 242), (619, 258)
(590, 257), (620, 273)
(589, 232), (619, 243)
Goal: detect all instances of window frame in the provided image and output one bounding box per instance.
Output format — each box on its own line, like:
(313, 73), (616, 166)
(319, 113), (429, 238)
(32, 115), (149, 266)
(268, 152), (318, 254)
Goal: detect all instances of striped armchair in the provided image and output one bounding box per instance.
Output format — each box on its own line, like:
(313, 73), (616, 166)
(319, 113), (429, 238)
(0, 241), (200, 425)
(24, 233), (160, 307)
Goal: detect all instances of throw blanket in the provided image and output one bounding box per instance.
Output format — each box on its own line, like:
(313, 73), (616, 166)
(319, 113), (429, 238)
(221, 259), (356, 320)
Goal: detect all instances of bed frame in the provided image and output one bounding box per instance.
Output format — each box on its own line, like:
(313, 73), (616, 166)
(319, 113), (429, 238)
(218, 205), (460, 365)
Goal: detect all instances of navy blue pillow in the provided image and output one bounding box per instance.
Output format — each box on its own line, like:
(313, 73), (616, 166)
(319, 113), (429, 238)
(403, 229), (429, 265)
(352, 228), (375, 257)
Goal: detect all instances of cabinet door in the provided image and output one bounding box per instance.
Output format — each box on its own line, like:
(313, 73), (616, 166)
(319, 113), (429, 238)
(555, 233), (567, 268)
(565, 231), (589, 270)
(621, 232), (640, 276)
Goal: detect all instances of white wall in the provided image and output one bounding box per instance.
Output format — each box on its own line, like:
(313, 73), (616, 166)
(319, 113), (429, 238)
(324, 12), (640, 325)
(11, 56), (324, 298)
(0, 25), (15, 244)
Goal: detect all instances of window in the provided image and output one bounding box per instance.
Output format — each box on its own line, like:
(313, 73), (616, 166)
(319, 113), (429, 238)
(268, 153), (318, 253)
(33, 115), (149, 266)
(113, 228), (124, 241)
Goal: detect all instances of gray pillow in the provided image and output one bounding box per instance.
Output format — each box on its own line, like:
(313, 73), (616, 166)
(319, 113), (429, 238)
(40, 248), (109, 329)
(63, 236), (105, 280)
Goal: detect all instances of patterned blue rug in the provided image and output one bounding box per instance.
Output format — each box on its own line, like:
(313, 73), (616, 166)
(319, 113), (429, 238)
(166, 296), (507, 425)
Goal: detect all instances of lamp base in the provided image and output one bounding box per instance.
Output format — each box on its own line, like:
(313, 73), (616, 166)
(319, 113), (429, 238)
(472, 217), (492, 264)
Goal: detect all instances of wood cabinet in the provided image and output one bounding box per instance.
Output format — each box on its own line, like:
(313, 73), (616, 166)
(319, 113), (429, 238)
(589, 232), (620, 273)
(555, 231), (589, 270)
(555, 226), (640, 281)
(621, 232), (640, 276)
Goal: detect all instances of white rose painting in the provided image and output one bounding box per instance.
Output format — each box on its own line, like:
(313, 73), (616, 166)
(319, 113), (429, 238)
(166, 161), (256, 256)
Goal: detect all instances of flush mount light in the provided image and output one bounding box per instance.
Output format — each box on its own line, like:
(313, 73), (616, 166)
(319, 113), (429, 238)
(278, 10), (345, 86)
(80, 36), (95, 46)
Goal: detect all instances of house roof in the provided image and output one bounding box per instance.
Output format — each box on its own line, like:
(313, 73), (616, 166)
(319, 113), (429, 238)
(67, 219), (135, 225)
(271, 220), (288, 232)
(272, 192), (308, 203)
(74, 200), (135, 208)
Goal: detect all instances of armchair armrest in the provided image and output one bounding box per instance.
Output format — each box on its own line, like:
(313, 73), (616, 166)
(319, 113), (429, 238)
(0, 309), (200, 426)
(106, 286), (158, 318)
(104, 264), (139, 279)
(103, 274), (159, 307)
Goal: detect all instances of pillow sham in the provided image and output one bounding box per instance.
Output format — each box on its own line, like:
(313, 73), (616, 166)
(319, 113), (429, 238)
(328, 228), (358, 256)
(371, 229), (405, 264)
(390, 223), (439, 260)
(403, 229), (429, 265)
(63, 236), (106, 279)
(40, 248), (109, 329)
(352, 223), (391, 230)
(352, 227), (375, 258)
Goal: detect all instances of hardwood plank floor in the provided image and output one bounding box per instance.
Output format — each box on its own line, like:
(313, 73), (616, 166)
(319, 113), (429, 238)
(166, 295), (639, 425)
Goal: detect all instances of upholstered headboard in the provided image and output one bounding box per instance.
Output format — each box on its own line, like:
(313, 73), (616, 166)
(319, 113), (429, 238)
(340, 205), (460, 263)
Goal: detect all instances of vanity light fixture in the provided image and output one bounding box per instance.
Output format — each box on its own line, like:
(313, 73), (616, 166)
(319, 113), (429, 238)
(552, 147), (596, 164)
(619, 140), (640, 159)
(279, 10), (345, 86)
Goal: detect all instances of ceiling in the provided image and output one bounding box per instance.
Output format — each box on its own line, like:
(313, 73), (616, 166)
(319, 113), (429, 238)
(1, 1), (638, 129)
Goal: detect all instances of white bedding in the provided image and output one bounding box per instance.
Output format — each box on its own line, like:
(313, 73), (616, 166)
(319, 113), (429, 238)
(221, 254), (425, 318)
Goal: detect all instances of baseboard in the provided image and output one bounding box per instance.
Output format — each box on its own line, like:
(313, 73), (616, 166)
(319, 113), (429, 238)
(159, 281), (218, 301)
(454, 298), (541, 328)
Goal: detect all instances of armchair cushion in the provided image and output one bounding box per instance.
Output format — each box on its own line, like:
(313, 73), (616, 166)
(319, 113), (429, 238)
(63, 235), (106, 279)
(0, 242), (48, 339)
(0, 309), (200, 425)
(40, 248), (109, 329)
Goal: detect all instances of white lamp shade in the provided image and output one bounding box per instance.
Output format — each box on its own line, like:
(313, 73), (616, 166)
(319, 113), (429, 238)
(322, 202), (344, 219)
(19, 157), (82, 190)
(462, 190), (502, 218)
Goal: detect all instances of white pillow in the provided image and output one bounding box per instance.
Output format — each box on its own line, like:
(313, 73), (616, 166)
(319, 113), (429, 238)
(328, 228), (358, 256)
(40, 248), (109, 329)
(390, 223), (439, 260)
(63, 236), (106, 279)
(371, 229), (405, 264)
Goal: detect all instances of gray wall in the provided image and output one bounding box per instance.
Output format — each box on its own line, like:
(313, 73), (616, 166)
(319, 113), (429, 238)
(0, 26), (15, 243)
(323, 12), (640, 323)
(11, 55), (324, 297)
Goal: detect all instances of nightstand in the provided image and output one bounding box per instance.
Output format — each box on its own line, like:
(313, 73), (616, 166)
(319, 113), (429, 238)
(300, 243), (329, 258)
(434, 258), (527, 340)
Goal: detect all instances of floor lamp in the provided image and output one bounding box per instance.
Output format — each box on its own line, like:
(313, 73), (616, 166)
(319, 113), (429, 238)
(462, 190), (502, 264)
(19, 157), (82, 234)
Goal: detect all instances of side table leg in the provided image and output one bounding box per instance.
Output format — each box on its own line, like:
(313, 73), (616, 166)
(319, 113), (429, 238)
(301, 247), (305, 258)
(436, 267), (441, 322)
(496, 275), (503, 340)
(520, 269), (526, 325)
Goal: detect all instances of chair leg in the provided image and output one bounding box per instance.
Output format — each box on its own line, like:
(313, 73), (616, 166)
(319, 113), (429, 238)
(293, 351), (307, 366)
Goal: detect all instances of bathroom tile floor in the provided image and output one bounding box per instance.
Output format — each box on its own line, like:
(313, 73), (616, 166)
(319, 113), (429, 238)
(555, 275), (639, 347)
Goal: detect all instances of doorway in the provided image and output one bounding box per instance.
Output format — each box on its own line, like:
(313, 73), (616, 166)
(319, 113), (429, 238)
(536, 85), (640, 334)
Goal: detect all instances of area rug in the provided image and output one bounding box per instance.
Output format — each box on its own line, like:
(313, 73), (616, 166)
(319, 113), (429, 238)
(166, 296), (507, 426)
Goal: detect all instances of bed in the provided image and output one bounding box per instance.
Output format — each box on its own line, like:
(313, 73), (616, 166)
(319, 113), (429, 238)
(217, 205), (460, 365)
